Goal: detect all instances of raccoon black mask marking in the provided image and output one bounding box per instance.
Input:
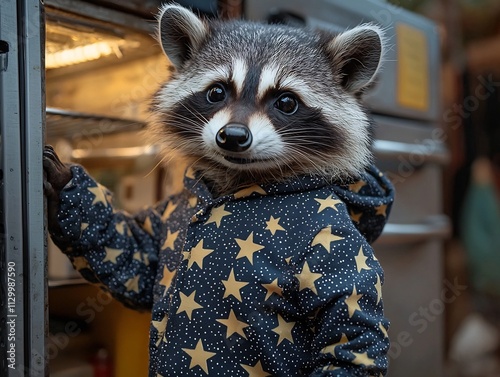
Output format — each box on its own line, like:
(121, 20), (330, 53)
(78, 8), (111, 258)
(150, 5), (385, 196)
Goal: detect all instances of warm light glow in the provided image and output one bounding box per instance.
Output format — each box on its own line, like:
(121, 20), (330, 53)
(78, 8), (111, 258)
(72, 145), (158, 159)
(46, 40), (124, 69)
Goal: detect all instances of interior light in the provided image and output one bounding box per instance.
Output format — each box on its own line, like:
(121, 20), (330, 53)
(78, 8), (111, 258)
(46, 40), (125, 69)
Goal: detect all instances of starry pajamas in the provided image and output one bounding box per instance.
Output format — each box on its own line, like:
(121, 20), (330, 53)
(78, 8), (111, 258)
(50, 165), (394, 377)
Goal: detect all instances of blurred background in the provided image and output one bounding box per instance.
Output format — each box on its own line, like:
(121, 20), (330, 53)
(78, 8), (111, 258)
(2, 0), (500, 376)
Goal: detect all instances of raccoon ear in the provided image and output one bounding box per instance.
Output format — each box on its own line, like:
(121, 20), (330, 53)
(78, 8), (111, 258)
(157, 4), (208, 69)
(326, 24), (385, 94)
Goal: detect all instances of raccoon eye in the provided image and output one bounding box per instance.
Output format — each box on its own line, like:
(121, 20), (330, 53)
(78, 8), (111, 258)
(274, 93), (298, 115)
(206, 84), (226, 103)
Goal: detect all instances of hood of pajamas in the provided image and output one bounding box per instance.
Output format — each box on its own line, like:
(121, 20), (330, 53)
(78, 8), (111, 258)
(50, 164), (394, 377)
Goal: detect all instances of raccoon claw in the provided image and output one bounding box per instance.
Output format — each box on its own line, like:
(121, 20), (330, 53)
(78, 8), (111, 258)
(43, 145), (74, 235)
(43, 145), (73, 193)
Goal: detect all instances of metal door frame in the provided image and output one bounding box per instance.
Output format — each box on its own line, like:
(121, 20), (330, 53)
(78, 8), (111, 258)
(0, 0), (46, 375)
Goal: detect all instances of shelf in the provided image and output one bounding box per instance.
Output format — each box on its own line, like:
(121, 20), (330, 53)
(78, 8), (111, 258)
(48, 278), (88, 288)
(46, 107), (146, 140)
(72, 144), (159, 160)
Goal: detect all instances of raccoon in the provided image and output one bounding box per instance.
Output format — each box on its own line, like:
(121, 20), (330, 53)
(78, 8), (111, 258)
(150, 5), (386, 196)
(44, 4), (394, 376)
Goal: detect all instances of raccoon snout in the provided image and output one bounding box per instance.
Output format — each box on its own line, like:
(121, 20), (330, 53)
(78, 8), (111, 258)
(216, 124), (252, 152)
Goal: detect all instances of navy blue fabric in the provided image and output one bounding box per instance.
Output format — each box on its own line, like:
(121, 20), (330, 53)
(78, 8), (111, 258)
(50, 164), (394, 376)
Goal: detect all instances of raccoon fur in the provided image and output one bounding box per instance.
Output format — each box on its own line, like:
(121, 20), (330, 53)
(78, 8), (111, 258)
(150, 4), (386, 196)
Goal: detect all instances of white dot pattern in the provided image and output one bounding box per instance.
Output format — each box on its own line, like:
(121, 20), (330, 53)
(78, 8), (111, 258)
(50, 164), (395, 376)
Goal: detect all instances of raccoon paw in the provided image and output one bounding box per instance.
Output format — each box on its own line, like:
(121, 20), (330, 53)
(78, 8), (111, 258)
(43, 145), (73, 195)
(43, 145), (73, 233)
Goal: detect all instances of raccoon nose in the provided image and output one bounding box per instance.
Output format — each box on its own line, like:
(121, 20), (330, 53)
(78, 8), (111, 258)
(216, 124), (253, 152)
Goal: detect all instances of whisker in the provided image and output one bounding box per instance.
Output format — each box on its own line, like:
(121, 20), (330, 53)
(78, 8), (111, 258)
(143, 153), (170, 178)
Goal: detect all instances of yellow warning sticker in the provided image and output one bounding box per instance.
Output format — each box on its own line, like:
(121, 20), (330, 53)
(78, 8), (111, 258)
(396, 23), (430, 112)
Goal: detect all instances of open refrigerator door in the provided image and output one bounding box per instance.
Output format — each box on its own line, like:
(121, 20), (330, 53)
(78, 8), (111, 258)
(0, 0), (46, 376)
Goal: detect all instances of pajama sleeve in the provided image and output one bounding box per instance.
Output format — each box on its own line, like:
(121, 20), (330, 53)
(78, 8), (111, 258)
(49, 165), (170, 310)
(295, 215), (389, 376)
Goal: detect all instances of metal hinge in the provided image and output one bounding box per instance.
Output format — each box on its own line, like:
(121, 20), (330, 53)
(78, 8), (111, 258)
(0, 40), (9, 71)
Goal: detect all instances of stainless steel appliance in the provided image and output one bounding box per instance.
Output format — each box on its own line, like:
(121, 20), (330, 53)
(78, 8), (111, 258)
(1, 1), (46, 375)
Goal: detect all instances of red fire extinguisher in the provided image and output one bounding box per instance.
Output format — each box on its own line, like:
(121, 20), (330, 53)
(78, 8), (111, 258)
(92, 348), (113, 377)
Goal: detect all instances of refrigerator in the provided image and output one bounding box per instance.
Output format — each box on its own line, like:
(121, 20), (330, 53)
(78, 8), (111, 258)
(1, 0), (449, 375)
(0, 0), (46, 375)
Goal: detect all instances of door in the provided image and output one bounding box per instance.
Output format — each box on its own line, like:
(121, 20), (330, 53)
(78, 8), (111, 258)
(0, 0), (46, 376)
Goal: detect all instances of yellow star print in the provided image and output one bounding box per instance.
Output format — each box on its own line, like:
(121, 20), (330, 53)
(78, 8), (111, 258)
(349, 180), (366, 193)
(152, 315), (168, 334)
(159, 265), (176, 292)
(177, 291), (203, 320)
(315, 195), (343, 213)
(132, 251), (142, 263)
(234, 185), (267, 199)
(187, 240), (214, 269)
(375, 274), (382, 305)
(240, 361), (270, 377)
(71, 256), (89, 271)
(102, 247), (123, 263)
(222, 269), (248, 302)
(216, 309), (249, 339)
(105, 190), (113, 204)
(294, 261), (322, 295)
(206, 204), (232, 228)
(152, 315), (168, 346)
(321, 333), (349, 354)
(272, 314), (295, 345)
(354, 246), (372, 273)
(81, 222), (89, 232)
(162, 202), (178, 221)
(322, 365), (340, 372)
(182, 339), (216, 375)
(262, 278), (283, 300)
(125, 275), (140, 293)
(188, 196), (198, 208)
(311, 226), (344, 252)
(88, 184), (109, 207)
(350, 210), (363, 223)
(133, 251), (150, 266)
(375, 204), (388, 217)
(379, 322), (389, 338)
(162, 229), (179, 250)
(265, 216), (286, 235)
(142, 216), (154, 236)
(235, 232), (265, 265)
(115, 221), (126, 235)
(352, 351), (376, 367)
(346, 285), (363, 318)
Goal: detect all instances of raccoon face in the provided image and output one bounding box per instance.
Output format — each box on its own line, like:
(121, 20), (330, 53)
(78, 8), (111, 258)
(150, 5), (385, 193)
